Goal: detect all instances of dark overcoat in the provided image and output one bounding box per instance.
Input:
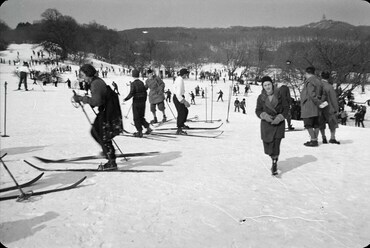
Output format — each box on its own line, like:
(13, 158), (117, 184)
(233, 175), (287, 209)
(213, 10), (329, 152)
(255, 88), (289, 143)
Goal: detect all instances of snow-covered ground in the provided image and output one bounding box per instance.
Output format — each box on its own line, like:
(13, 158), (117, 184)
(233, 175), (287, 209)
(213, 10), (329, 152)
(0, 44), (370, 248)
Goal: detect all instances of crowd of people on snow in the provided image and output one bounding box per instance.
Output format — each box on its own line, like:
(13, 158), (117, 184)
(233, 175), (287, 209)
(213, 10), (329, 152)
(6, 49), (369, 175)
(71, 64), (192, 170)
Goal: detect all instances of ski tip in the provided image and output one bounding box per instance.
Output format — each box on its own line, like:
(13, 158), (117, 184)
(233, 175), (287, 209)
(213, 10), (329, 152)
(33, 156), (49, 163)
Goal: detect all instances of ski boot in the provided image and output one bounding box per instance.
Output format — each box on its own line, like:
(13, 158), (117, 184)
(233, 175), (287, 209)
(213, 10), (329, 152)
(98, 160), (118, 171)
(271, 159), (278, 176)
(150, 117), (158, 124)
(304, 140), (318, 147)
(145, 127), (153, 135)
(176, 127), (187, 135)
(287, 125), (295, 131)
(329, 139), (340, 144)
(133, 131), (143, 138)
(182, 125), (190, 129)
(161, 116), (167, 123)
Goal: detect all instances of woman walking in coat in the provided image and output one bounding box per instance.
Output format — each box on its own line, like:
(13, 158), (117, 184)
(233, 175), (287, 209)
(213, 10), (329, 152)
(255, 76), (289, 176)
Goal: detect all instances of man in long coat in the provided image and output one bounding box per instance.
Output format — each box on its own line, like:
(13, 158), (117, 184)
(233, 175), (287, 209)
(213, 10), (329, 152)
(145, 69), (167, 123)
(300, 67), (323, 147)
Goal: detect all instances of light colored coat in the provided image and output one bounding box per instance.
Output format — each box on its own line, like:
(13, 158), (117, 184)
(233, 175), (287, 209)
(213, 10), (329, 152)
(145, 76), (165, 104)
(321, 79), (339, 115)
(300, 75), (322, 118)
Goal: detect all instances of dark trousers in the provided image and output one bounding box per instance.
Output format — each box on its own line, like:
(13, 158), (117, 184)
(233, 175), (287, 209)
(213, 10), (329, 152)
(18, 72), (28, 90)
(91, 111), (116, 161)
(240, 106), (246, 114)
(132, 101), (149, 132)
(173, 94), (189, 128)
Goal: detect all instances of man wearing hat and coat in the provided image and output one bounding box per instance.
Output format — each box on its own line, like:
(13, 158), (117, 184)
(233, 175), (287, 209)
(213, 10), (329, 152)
(145, 69), (167, 124)
(173, 68), (190, 135)
(124, 69), (152, 137)
(300, 66), (323, 147)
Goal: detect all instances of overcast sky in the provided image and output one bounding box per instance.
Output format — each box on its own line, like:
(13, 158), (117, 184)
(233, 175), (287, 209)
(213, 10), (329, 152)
(1, 0), (369, 30)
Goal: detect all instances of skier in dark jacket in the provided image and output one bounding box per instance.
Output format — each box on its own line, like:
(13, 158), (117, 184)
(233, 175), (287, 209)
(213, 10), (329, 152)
(73, 64), (122, 170)
(112, 81), (120, 95)
(124, 69), (152, 137)
(217, 90), (224, 102)
(234, 98), (240, 112)
(240, 98), (246, 114)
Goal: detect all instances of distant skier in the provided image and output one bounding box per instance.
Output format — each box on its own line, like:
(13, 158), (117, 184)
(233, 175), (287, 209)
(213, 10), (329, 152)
(217, 90), (224, 102)
(240, 98), (246, 114)
(234, 98), (240, 112)
(112, 81), (120, 95)
(65, 78), (71, 89)
(17, 62), (30, 91)
(190, 91), (196, 105)
(165, 89), (172, 102)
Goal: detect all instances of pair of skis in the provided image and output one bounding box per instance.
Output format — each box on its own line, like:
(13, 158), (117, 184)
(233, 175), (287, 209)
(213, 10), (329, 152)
(29, 151), (162, 172)
(0, 174), (87, 201)
(151, 122), (224, 138)
(0, 154), (86, 202)
(0, 151), (162, 201)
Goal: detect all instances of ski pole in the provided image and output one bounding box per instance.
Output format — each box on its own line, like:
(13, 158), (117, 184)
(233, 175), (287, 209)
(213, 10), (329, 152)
(124, 103), (132, 119)
(226, 81), (234, 123)
(2, 82), (9, 137)
(0, 154), (32, 201)
(165, 100), (177, 119)
(88, 106), (126, 159)
(205, 87), (208, 122)
(210, 82), (214, 123)
(73, 91), (127, 162)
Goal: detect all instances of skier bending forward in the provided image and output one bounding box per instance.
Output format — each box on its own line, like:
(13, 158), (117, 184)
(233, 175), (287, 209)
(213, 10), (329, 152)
(73, 64), (123, 170)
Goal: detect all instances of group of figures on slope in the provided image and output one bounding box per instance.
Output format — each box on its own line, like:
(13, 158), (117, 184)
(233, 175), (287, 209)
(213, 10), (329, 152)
(73, 64), (191, 170)
(256, 66), (341, 176)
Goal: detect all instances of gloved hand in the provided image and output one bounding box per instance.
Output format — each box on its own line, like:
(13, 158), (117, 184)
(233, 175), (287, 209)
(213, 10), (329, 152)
(73, 94), (83, 103)
(181, 98), (191, 108)
(183, 100), (191, 108)
(260, 112), (273, 122)
(271, 114), (285, 125)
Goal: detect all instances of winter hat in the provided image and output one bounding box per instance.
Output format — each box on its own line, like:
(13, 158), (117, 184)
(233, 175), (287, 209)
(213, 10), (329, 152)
(321, 71), (330, 80)
(260, 76), (273, 84)
(179, 68), (189, 76)
(147, 69), (153, 74)
(80, 64), (97, 77)
(305, 66), (315, 74)
(132, 69), (140, 78)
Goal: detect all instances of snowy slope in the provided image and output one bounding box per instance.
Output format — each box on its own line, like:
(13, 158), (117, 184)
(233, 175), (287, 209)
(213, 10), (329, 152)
(0, 44), (370, 248)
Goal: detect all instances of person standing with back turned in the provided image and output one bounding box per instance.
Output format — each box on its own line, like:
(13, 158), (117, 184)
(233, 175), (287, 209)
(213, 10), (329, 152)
(145, 69), (167, 124)
(124, 69), (152, 137)
(300, 66), (323, 147)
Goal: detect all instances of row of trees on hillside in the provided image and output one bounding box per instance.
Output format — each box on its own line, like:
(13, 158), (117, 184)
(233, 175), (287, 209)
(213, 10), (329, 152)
(1, 8), (369, 102)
